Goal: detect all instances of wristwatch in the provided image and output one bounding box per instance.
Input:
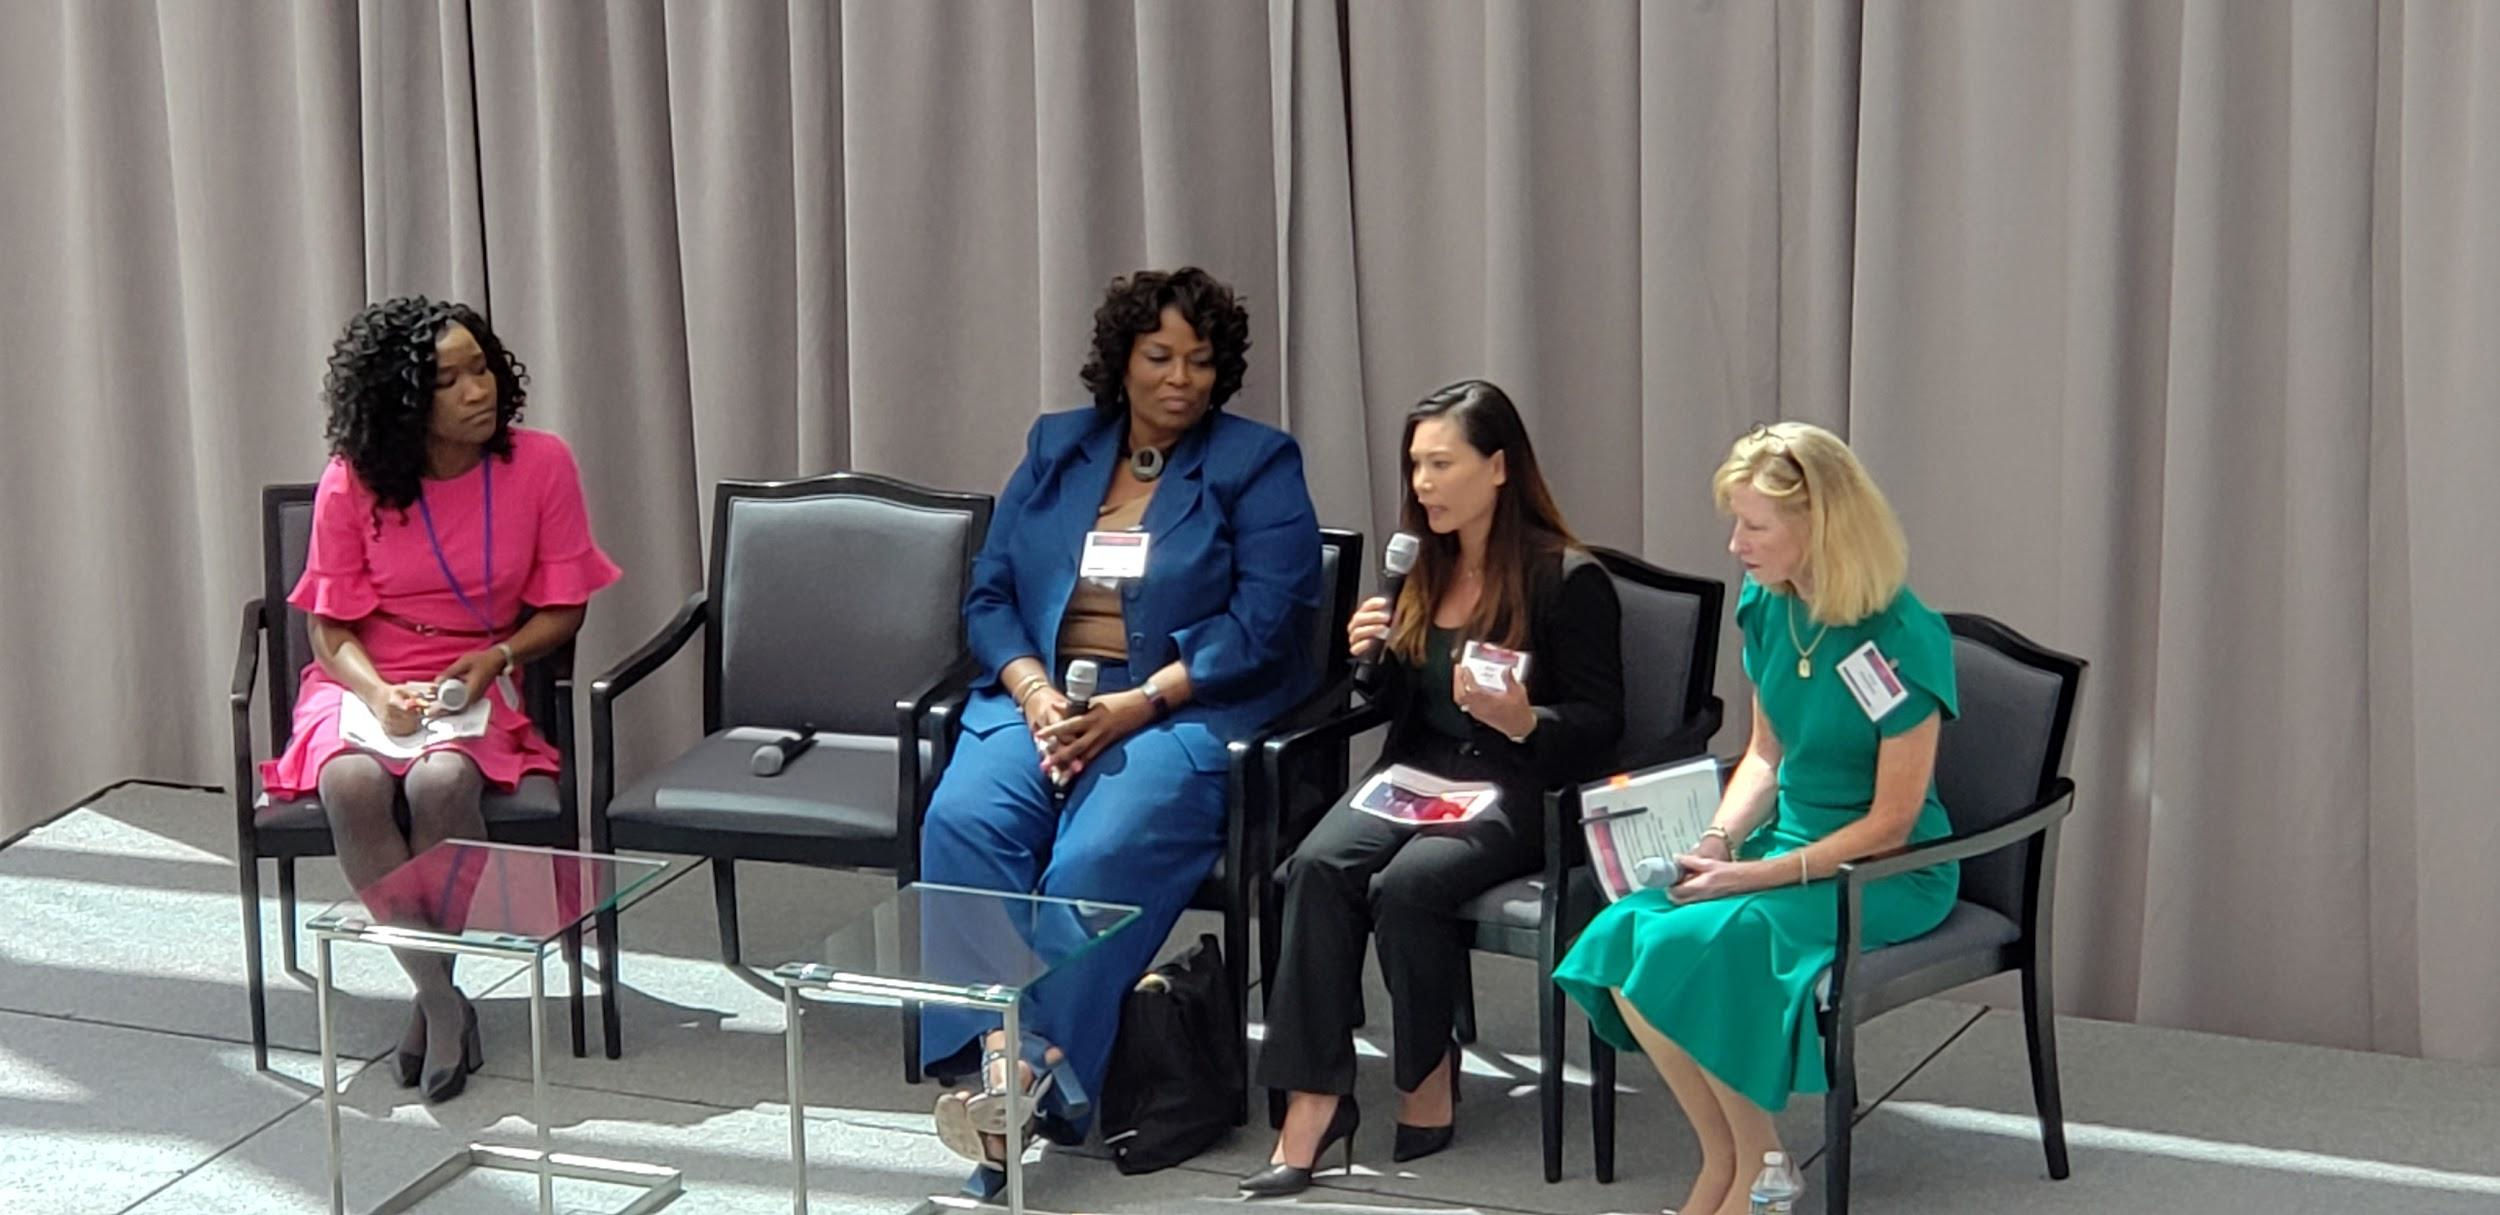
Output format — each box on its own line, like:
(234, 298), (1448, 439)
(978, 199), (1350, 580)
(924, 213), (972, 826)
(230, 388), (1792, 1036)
(1138, 676), (1169, 717)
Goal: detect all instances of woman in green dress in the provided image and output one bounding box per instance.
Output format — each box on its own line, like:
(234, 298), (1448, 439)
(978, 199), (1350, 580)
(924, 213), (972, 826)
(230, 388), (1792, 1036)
(1553, 422), (1958, 1215)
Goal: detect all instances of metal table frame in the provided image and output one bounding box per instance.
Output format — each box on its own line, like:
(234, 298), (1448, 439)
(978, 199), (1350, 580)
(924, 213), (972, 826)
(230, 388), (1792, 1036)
(773, 885), (1139, 1215)
(311, 902), (685, 1213)
(779, 968), (1051, 1215)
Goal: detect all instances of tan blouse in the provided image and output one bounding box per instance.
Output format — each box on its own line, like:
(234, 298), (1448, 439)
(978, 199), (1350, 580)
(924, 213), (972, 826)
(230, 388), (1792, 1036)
(1058, 490), (1153, 662)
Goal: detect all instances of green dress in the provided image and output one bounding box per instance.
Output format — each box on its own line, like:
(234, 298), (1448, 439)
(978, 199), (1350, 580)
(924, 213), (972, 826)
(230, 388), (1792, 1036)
(1552, 576), (1960, 1111)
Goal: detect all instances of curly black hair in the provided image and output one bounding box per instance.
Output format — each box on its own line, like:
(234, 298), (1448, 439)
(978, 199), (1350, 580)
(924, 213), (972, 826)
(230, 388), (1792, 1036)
(1076, 267), (1251, 421)
(321, 296), (526, 531)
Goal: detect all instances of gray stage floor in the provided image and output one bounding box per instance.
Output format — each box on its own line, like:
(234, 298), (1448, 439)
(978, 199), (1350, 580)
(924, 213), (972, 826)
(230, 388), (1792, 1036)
(4, 784), (2495, 1214)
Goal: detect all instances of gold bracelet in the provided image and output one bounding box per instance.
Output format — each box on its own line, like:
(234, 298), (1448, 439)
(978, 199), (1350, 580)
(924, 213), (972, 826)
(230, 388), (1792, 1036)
(1011, 674), (1048, 708)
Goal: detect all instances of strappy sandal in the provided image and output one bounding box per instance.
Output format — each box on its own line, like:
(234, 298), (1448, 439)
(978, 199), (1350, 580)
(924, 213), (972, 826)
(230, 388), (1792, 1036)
(964, 1030), (1087, 1134)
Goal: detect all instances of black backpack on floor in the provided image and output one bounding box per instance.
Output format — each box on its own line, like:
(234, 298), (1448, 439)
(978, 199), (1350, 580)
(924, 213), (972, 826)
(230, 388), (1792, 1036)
(1097, 933), (1242, 1173)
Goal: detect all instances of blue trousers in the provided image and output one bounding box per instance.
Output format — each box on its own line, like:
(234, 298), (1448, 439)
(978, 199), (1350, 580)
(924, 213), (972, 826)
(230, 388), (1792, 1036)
(917, 664), (1227, 1120)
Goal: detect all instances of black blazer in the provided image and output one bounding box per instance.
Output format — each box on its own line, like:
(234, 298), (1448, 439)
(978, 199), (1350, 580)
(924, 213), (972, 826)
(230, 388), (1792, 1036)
(1368, 545), (1626, 796)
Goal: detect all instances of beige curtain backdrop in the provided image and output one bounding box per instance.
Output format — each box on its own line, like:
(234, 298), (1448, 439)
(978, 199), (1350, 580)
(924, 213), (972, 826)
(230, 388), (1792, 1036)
(3, 0), (2495, 1066)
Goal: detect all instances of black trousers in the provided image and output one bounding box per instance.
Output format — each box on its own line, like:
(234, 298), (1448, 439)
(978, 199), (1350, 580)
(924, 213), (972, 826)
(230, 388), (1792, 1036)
(1257, 735), (1543, 1095)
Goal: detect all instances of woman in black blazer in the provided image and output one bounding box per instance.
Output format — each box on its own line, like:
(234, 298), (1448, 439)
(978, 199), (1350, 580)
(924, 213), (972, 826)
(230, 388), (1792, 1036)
(1245, 380), (1625, 1196)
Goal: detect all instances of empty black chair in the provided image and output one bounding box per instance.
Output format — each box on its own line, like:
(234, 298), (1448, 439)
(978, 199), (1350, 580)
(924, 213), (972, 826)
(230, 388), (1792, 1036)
(588, 472), (992, 1058)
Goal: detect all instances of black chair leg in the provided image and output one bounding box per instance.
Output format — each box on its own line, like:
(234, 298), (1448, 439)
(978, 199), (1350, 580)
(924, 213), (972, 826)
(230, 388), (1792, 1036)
(240, 857), (270, 1072)
(1538, 970), (1564, 1183)
(1591, 1022), (1617, 1183)
(1226, 898), (1251, 1127)
(1260, 867), (1287, 1131)
(277, 858), (300, 976)
(712, 858), (742, 964)
(597, 907), (624, 1059)
(1823, 1014), (1859, 1215)
(2023, 958), (2072, 1180)
(564, 924), (587, 1058)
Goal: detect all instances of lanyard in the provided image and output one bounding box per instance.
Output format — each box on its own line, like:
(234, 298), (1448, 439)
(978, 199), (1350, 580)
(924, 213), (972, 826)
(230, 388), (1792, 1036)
(416, 458), (497, 635)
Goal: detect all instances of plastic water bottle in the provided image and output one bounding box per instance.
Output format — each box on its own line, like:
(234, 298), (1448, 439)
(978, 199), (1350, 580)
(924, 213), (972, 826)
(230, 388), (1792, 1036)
(1748, 1150), (1803, 1214)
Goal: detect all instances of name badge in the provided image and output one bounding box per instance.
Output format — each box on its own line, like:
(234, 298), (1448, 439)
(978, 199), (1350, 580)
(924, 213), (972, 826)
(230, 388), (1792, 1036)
(1078, 530), (1151, 581)
(1835, 640), (1909, 722)
(1459, 640), (1532, 692)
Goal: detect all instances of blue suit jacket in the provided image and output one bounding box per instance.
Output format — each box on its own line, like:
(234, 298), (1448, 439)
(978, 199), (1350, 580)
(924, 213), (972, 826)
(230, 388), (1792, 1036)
(959, 408), (1324, 772)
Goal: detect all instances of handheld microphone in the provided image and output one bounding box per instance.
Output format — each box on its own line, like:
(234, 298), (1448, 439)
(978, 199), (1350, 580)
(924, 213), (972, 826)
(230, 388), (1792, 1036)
(1354, 532), (1421, 685)
(749, 727), (820, 777)
(431, 678), (470, 714)
(1632, 856), (1683, 889)
(1047, 661), (1100, 791)
(1063, 659), (1099, 713)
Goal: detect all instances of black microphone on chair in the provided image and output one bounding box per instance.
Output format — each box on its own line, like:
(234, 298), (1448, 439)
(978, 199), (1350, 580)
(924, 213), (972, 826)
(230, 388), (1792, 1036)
(1354, 532), (1421, 688)
(750, 725), (820, 778)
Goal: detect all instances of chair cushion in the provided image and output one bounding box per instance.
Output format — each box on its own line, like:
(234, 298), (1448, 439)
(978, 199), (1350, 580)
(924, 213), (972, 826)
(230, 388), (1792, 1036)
(1452, 870), (1605, 957)
(254, 772), (566, 832)
(1455, 875), (1548, 956)
(606, 728), (921, 841)
(1815, 900), (2020, 1009)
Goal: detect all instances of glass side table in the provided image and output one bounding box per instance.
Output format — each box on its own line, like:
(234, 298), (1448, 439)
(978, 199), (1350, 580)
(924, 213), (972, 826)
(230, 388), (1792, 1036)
(770, 882), (1142, 1215)
(305, 840), (690, 1215)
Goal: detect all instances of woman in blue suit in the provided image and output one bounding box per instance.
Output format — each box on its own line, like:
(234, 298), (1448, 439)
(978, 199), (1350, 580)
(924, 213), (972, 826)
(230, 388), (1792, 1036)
(921, 267), (1322, 1183)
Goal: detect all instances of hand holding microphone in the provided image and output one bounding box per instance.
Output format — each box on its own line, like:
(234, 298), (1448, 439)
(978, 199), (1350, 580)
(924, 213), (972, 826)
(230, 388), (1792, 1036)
(1042, 660), (1099, 789)
(1632, 856), (1683, 890)
(1352, 532), (1420, 687)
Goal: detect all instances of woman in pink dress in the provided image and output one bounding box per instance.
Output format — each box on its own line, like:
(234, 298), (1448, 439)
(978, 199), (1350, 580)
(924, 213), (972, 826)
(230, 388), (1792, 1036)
(261, 297), (620, 1102)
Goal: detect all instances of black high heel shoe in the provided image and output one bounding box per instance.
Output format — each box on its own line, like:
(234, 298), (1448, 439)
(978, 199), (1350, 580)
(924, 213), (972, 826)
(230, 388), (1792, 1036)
(1392, 1043), (1463, 1163)
(420, 994), (484, 1104)
(1239, 1095), (1360, 1197)
(392, 1005), (426, 1088)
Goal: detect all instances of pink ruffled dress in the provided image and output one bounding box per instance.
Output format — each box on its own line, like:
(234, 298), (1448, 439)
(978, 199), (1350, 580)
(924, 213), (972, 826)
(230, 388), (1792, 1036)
(258, 427), (622, 798)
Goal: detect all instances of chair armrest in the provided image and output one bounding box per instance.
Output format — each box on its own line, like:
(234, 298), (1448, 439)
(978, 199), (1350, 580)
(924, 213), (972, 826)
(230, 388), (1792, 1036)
(1826, 778), (2076, 1012)
(589, 591), (708, 838)
(1225, 674), (1360, 884)
(231, 599), (264, 711)
(1259, 698), (1391, 848)
(894, 653), (978, 882)
(588, 591), (707, 705)
(231, 600), (265, 833)
(1835, 779), (2076, 890)
(896, 652), (978, 742)
(1258, 696), (1391, 776)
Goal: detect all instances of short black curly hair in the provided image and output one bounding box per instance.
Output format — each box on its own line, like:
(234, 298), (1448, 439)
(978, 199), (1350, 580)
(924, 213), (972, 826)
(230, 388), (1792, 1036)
(322, 296), (526, 531)
(1076, 267), (1251, 420)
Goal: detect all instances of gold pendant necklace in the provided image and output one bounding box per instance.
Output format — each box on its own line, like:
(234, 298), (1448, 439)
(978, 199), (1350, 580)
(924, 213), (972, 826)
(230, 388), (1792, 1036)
(1787, 593), (1830, 679)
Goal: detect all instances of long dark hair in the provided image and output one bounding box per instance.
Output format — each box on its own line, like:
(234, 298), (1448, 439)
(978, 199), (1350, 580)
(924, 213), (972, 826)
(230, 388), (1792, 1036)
(1388, 379), (1581, 664)
(321, 296), (526, 532)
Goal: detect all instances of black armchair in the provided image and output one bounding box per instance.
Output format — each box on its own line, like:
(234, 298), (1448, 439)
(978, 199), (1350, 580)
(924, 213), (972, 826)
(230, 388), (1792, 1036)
(1257, 547), (1728, 1182)
(231, 484), (587, 1072)
(588, 472), (992, 1059)
(1583, 610), (2086, 1214)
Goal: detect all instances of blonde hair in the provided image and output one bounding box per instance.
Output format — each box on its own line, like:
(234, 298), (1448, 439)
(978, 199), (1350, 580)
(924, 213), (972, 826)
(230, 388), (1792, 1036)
(1712, 422), (1907, 626)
